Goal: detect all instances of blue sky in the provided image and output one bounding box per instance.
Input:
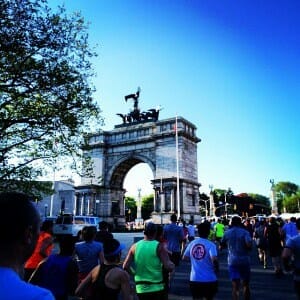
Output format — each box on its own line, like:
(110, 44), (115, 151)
(51, 0), (300, 198)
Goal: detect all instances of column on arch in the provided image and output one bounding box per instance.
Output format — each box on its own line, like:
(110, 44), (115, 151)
(81, 193), (86, 215)
(170, 187), (175, 212)
(74, 193), (81, 215)
(153, 188), (158, 212)
(160, 191), (165, 212)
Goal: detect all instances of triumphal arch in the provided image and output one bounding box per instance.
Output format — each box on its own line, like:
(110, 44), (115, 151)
(75, 89), (202, 226)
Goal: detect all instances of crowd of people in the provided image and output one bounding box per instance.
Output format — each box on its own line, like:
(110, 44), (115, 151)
(1, 191), (300, 300)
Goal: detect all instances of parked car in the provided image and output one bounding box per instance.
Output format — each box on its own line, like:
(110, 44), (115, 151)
(42, 216), (57, 223)
(53, 214), (102, 239)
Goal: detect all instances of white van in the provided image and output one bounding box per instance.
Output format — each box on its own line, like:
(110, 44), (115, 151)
(53, 214), (102, 238)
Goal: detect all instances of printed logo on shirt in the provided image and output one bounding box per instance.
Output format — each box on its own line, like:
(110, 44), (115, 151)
(191, 243), (206, 260)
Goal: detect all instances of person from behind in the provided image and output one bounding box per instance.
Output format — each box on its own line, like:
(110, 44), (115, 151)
(254, 218), (268, 269)
(282, 218), (300, 299)
(214, 218), (225, 245)
(265, 217), (284, 277)
(123, 222), (175, 300)
(220, 216), (252, 300)
(180, 221), (189, 256)
(187, 220), (196, 242)
(183, 221), (219, 300)
(155, 225), (172, 300)
(282, 217), (298, 246)
(95, 221), (114, 243)
(75, 238), (132, 300)
(0, 192), (54, 299)
(163, 214), (184, 267)
(24, 219), (54, 281)
(29, 235), (78, 300)
(243, 218), (254, 238)
(74, 225), (105, 283)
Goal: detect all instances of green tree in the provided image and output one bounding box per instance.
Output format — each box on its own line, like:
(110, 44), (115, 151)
(275, 181), (299, 197)
(275, 181), (299, 213)
(142, 194), (154, 220)
(125, 196), (137, 221)
(0, 0), (102, 195)
(249, 193), (271, 214)
(283, 191), (300, 213)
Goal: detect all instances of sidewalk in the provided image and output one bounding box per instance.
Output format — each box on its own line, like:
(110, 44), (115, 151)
(168, 248), (297, 300)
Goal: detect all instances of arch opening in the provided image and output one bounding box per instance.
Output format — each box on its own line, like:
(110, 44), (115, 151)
(123, 162), (154, 198)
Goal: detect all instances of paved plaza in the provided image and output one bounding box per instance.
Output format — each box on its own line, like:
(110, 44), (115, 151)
(114, 232), (297, 300)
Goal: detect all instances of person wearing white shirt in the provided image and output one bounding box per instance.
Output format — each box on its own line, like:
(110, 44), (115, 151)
(183, 221), (219, 300)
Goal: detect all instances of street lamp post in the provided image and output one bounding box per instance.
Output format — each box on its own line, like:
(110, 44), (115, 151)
(95, 199), (100, 216)
(44, 204), (48, 218)
(224, 188), (231, 219)
(224, 193), (227, 219)
(209, 184), (215, 217)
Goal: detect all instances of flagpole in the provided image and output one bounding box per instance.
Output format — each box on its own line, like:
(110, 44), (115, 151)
(50, 136), (57, 216)
(50, 166), (55, 216)
(175, 116), (180, 219)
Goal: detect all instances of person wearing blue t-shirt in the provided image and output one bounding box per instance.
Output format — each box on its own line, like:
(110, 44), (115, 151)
(0, 192), (54, 300)
(163, 214), (184, 267)
(220, 216), (252, 300)
(75, 225), (104, 283)
(282, 217), (298, 245)
(282, 218), (300, 299)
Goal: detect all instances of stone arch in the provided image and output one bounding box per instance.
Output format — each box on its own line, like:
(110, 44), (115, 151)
(76, 116), (202, 227)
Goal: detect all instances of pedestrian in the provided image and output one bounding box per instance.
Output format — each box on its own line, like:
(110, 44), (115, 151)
(265, 217), (284, 277)
(254, 218), (268, 269)
(282, 218), (300, 299)
(0, 192), (54, 299)
(180, 221), (189, 256)
(163, 214), (185, 267)
(187, 220), (196, 242)
(95, 221), (114, 243)
(214, 218), (225, 245)
(243, 218), (254, 238)
(24, 219), (54, 281)
(123, 222), (175, 300)
(74, 225), (105, 283)
(29, 235), (78, 300)
(75, 238), (132, 300)
(155, 225), (172, 300)
(282, 217), (298, 246)
(220, 216), (252, 300)
(183, 221), (219, 300)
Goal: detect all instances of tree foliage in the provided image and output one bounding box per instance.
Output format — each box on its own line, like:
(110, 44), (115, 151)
(248, 193), (270, 207)
(274, 181), (299, 213)
(0, 0), (102, 194)
(283, 191), (300, 213)
(275, 181), (298, 197)
(142, 194), (154, 220)
(125, 196), (137, 221)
